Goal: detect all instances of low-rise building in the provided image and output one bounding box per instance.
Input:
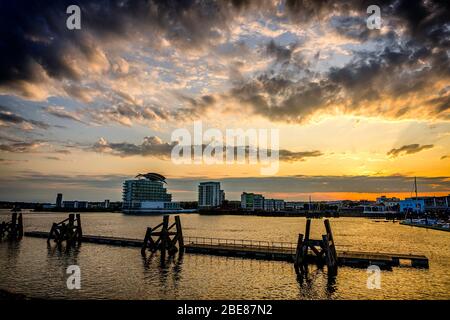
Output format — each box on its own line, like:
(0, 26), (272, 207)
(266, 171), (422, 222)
(285, 202), (306, 211)
(263, 199), (285, 212)
(241, 192), (265, 211)
(400, 195), (449, 213)
(376, 196), (400, 208)
(399, 199), (426, 213)
(62, 201), (88, 209)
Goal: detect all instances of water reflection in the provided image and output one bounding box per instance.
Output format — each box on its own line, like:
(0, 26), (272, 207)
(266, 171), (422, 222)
(1, 213), (449, 299)
(142, 251), (184, 296)
(46, 241), (81, 279)
(1, 240), (21, 267)
(296, 265), (337, 299)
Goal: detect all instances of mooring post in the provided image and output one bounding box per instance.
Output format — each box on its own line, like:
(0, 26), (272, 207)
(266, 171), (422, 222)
(48, 223), (56, 243)
(17, 213), (23, 239)
(141, 227), (152, 256)
(304, 219), (311, 241)
(294, 233), (304, 275)
(323, 219), (338, 276)
(302, 219), (311, 258)
(175, 215), (184, 251)
(0, 221), (5, 238)
(160, 215), (170, 260)
(76, 214), (82, 244)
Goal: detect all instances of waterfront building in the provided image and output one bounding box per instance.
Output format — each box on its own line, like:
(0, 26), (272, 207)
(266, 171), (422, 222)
(263, 199), (285, 212)
(399, 199), (426, 213)
(285, 201), (306, 211)
(198, 182), (225, 208)
(376, 196), (400, 207)
(87, 200), (111, 209)
(399, 195), (449, 213)
(62, 200), (88, 209)
(122, 173), (183, 214)
(241, 192), (265, 211)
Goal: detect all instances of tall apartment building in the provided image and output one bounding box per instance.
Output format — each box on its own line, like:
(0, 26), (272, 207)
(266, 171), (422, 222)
(55, 193), (63, 208)
(198, 182), (225, 208)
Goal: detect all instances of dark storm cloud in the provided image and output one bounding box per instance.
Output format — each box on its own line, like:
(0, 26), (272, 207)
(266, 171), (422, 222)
(0, 0), (272, 91)
(266, 40), (296, 63)
(229, 75), (339, 123)
(387, 144), (434, 157)
(2, 0), (448, 84)
(0, 105), (50, 129)
(0, 0), (448, 123)
(228, 37), (449, 122)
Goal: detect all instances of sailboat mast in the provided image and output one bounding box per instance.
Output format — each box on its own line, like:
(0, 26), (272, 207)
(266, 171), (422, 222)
(414, 176), (418, 200)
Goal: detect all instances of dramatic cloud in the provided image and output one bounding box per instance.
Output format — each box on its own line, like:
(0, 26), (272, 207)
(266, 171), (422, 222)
(0, 105), (49, 130)
(279, 150), (323, 162)
(43, 106), (85, 123)
(0, 0), (448, 123)
(91, 136), (323, 162)
(92, 136), (176, 158)
(0, 141), (43, 153)
(387, 144), (434, 158)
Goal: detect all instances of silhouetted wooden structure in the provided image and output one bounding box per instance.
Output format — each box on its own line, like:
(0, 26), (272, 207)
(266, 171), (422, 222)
(141, 215), (184, 259)
(47, 214), (82, 246)
(0, 209), (23, 240)
(25, 230), (429, 268)
(294, 219), (338, 276)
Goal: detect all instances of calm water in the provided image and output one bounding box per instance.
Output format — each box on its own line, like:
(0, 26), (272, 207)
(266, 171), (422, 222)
(0, 210), (449, 299)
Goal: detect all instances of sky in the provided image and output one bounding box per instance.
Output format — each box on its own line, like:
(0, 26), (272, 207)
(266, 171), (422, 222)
(0, 0), (449, 202)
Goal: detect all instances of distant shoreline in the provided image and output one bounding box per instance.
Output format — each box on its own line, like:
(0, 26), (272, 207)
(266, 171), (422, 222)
(0, 208), (419, 219)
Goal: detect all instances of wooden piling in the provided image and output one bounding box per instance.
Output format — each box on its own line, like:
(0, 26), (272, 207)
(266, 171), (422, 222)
(323, 219), (338, 276)
(294, 218), (339, 277)
(47, 214), (82, 247)
(0, 210), (23, 241)
(141, 215), (184, 258)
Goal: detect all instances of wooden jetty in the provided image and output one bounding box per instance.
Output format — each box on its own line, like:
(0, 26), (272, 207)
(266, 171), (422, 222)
(400, 220), (450, 232)
(24, 233), (429, 269)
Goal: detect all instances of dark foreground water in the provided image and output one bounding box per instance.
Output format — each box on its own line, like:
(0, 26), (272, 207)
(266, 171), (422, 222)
(0, 211), (449, 299)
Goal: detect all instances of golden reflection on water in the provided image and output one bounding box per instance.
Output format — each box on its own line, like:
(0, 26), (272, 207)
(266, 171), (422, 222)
(0, 211), (449, 299)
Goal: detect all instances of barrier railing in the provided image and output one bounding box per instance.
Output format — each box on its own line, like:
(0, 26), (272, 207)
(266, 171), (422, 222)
(184, 236), (297, 252)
